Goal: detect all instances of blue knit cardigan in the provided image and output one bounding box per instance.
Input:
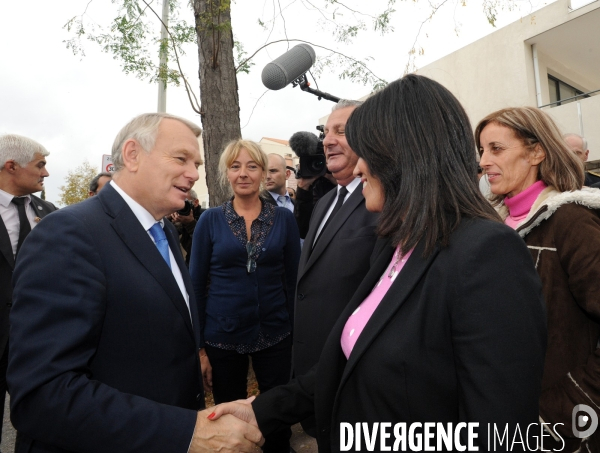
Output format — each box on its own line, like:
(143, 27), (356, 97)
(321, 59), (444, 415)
(189, 205), (301, 346)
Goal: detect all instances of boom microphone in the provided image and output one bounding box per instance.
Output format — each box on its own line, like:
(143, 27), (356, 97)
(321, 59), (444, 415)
(262, 44), (316, 91)
(289, 131), (320, 157)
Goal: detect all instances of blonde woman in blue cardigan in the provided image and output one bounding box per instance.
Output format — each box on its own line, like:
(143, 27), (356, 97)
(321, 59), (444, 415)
(189, 139), (300, 453)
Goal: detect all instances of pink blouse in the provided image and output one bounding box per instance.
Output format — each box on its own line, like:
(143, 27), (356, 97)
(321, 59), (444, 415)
(503, 180), (547, 229)
(341, 245), (414, 358)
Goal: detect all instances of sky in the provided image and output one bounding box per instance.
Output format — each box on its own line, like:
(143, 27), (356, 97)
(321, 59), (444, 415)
(0, 0), (552, 204)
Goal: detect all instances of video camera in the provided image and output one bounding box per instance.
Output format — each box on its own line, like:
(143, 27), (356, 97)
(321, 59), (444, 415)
(177, 200), (193, 216)
(289, 126), (328, 179)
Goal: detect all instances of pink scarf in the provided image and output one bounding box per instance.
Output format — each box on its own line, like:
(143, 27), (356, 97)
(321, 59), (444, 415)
(503, 180), (547, 229)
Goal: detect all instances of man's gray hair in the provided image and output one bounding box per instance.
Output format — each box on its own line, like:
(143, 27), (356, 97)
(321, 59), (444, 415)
(111, 113), (202, 171)
(332, 99), (363, 112)
(0, 134), (50, 168)
(188, 189), (198, 201)
(564, 133), (588, 151)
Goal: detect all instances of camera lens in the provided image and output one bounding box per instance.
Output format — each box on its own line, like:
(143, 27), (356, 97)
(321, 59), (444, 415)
(310, 157), (325, 173)
(178, 200), (192, 216)
(298, 154), (327, 178)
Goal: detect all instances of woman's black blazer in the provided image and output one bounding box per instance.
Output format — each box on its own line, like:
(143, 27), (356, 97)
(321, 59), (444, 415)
(253, 217), (547, 452)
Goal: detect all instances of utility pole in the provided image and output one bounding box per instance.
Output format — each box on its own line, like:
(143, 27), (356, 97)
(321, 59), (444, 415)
(157, 0), (169, 113)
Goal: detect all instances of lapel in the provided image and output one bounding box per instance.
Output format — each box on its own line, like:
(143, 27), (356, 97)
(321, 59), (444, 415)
(332, 237), (441, 393)
(301, 187), (364, 278)
(297, 188), (336, 278)
(260, 191), (277, 206)
(0, 215), (14, 269)
(29, 194), (56, 219)
(100, 185), (196, 341)
(164, 220), (201, 346)
(0, 194), (55, 269)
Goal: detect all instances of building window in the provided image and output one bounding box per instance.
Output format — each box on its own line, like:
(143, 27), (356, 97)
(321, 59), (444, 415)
(548, 75), (587, 106)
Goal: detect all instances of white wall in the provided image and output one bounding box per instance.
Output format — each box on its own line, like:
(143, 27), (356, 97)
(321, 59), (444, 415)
(415, 0), (600, 158)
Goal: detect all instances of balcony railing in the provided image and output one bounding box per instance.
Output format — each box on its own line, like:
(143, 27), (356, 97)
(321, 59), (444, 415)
(539, 88), (600, 109)
(541, 91), (600, 161)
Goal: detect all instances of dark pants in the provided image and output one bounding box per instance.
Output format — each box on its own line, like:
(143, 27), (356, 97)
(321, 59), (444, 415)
(0, 341), (7, 450)
(206, 335), (292, 453)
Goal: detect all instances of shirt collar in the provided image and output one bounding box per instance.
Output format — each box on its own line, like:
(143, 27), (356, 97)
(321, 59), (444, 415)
(0, 188), (31, 208)
(340, 177), (361, 195)
(269, 190), (289, 202)
(109, 180), (163, 231)
(223, 197), (274, 225)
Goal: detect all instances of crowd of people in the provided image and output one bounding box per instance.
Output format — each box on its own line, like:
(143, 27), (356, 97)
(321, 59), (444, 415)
(1, 73), (600, 453)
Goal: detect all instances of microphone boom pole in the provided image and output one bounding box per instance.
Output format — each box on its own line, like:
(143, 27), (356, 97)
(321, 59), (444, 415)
(261, 44), (340, 103)
(293, 74), (340, 103)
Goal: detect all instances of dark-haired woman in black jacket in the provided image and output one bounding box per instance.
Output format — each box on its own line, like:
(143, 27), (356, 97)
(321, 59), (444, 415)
(209, 74), (547, 453)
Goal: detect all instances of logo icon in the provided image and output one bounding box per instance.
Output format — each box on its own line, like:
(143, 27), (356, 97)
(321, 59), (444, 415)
(572, 404), (598, 438)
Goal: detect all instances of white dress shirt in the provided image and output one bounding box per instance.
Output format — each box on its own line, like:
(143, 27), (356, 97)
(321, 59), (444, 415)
(268, 190), (294, 213)
(0, 188), (38, 256)
(109, 181), (191, 318)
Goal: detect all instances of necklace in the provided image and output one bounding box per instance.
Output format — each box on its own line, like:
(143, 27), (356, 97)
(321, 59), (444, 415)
(373, 246), (406, 289)
(387, 247), (407, 281)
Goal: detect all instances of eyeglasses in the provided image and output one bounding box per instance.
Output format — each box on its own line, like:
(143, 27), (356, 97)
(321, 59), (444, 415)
(246, 241), (257, 273)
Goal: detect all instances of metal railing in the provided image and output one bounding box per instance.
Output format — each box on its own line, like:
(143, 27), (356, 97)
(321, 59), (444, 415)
(539, 88), (600, 109)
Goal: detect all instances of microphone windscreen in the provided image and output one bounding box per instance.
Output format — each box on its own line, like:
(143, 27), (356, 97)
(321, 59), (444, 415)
(289, 131), (320, 157)
(262, 44), (316, 91)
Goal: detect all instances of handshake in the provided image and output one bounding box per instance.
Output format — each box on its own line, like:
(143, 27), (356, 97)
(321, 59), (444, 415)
(190, 396), (265, 453)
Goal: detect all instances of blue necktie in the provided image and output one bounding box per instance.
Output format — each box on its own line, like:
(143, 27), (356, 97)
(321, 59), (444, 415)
(277, 195), (288, 207)
(148, 222), (171, 269)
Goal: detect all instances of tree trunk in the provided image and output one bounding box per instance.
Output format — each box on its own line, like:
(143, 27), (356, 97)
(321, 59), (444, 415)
(193, 0), (241, 206)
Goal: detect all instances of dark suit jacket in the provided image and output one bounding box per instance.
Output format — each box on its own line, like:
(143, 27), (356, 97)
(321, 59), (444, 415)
(8, 185), (203, 453)
(585, 171), (600, 187)
(0, 194), (56, 356)
(293, 185), (378, 376)
(260, 190), (296, 209)
(294, 178), (336, 239)
(253, 218), (547, 452)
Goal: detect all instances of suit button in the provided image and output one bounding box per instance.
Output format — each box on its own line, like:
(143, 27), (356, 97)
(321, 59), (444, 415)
(196, 393), (202, 401)
(6, 303), (12, 308)
(297, 293), (304, 300)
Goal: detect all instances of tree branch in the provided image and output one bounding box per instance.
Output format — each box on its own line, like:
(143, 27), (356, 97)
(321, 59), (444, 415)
(403, 0), (452, 75)
(140, 0), (201, 113)
(83, 0), (94, 16)
(235, 38), (386, 85)
(277, 0), (290, 47)
(129, 0), (154, 29)
(326, 0), (379, 19)
(241, 89), (270, 130)
(300, 0), (339, 27)
(263, 0), (279, 46)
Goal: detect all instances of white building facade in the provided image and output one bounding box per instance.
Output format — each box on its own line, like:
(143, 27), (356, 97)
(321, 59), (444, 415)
(416, 0), (600, 158)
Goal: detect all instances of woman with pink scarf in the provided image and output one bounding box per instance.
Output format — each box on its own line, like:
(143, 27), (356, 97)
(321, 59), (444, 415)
(477, 106), (600, 453)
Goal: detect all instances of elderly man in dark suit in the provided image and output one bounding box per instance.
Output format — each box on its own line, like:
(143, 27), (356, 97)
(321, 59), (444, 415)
(7, 113), (262, 453)
(293, 100), (379, 435)
(0, 134), (56, 453)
